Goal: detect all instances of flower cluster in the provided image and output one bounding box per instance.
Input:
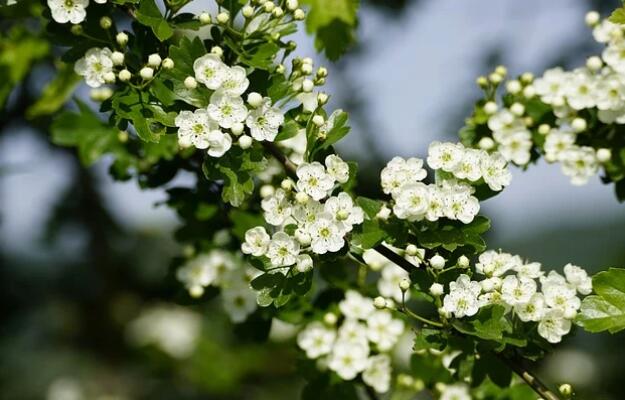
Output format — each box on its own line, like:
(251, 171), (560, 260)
(176, 250), (261, 323)
(47, 0), (106, 24)
(442, 250), (592, 343)
(478, 12), (625, 185)
(297, 290), (405, 393)
(381, 142), (511, 224)
(242, 155), (363, 269)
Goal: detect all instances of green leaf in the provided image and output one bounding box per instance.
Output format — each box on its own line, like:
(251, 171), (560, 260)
(350, 219), (387, 249)
(301, 0), (359, 60)
(275, 120), (301, 141)
(413, 328), (446, 352)
(110, 87), (175, 142)
(230, 209), (265, 241)
(136, 0), (174, 41)
(51, 100), (123, 166)
(453, 305), (512, 341)
(610, 7), (625, 24)
(26, 62), (81, 118)
(577, 268), (625, 333)
(355, 196), (383, 219)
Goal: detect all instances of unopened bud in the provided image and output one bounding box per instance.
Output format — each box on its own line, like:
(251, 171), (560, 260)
(373, 296), (386, 309)
(238, 135), (252, 149)
(116, 32), (128, 46)
(199, 12), (211, 25)
(139, 67), (154, 80)
(162, 57), (174, 69)
(99, 16), (112, 30)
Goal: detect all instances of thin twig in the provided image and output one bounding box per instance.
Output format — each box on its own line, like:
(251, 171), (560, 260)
(497, 353), (562, 400)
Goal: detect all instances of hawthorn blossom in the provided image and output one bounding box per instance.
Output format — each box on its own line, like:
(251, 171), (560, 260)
(339, 290), (375, 320)
(324, 192), (364, 233)
(241, 226), (271, 257)
(537, 309), (572, 343)
(380, 156), (427, 195)
(261, 188), (292, 226)
(219, 66), (250, 96)
(362, 355), (392, 393)
(442, 274), (482, 318)
(328, 340), (369, 380)
(266, 232), (300, 266)
(325, 155), (350, 184)
(427, 141), (464, 171)
(245, 97), (284, 141)
(74, 48), (113, 88)
(365, 311), (404, 351)
(563, 263), (593, 295)
(207, 91), (248, 129)
(193, 54), (228, 89)
(297, 322), (336, 358)
(308, 213), (344, 254)
(296, 162), (334, 200)
(501, 275), (537, 306)
(48, 0), (88, 24)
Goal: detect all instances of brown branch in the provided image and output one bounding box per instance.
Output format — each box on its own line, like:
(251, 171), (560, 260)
(497, 353), (562, 400)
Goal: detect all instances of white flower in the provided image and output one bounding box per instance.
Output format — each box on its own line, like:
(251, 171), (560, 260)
(193, 54), (228, 89)
(219, 66), (250, 96)
(476, 250), (520, 277)
(593, 19), (620, 43)
(328, 340), (369, 380)
(176, 251), (236, 295)
(74, 47), (114, 88)
(380, 156), (427, 196)
(48, 0), (88, 24)
(241, 226), (271, 256)
(442, 274), (482, 318)
(292, 199), (324, 229)
(427, 141), (464, 171)
(560, 146), (598, 185)
(544, 130), (575, 163)
(266, 232), (300, 267)
(296, 254), (313, 272)
(497, 130), (532, 165)
(296, 92), (318, 113)
(488, 109), (526, 138)
(564, 69), (597, 110)
(440, 384), (471, 400)
(563, 263), (592, 295)
(261, 188), (292, 226)
(534, 67), (568, 105)
(324, 193), (364, 233)
(603, 41), (625, 74)
(537, 309), (572, 343)
(453, 149), (486, 182)
(480, 152), (512, 191)
(542, 274), (580, 317)
(339, 290), (375, 320)
(296, 162), (334, 201)
(514, 293), (546, 322)
(362, 355), (392, 393)
(515, 262), (544, 279)
(297, 321), (336, 359)
(325, 155), (350, 183)
(595, 74), (625, 111)
(377, 264), (409, 303)
(501, 275), (537, 306)
(207, 91), (248, 129)
(338, 320), (369, 346)
(175, 109), (231, 156)
(308, 213), (345, 254)
(366, 310), (404, 351)
(222, 286), (257, 323)
(392, 182), (429, 221)
(440, 181), (480, 224)
(245, 97), (284, 141)
(424, 186), (445, 221)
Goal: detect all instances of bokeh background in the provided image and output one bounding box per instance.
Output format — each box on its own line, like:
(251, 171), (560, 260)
(2, 0), (625, 399)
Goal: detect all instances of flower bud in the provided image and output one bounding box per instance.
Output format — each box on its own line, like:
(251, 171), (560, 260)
(302, 79), (314, 93)
(373, 296), (386, 309)
(585, 11), (600, 27)
(296, 254), (313, 273)
(116, 32), (129, 46)
(103, 71), (116, 83)
(506, 79), (521, 94)
(276, 64), (285, 74)
(99, 16), (112, 30)
(216, 12), (229, 24)
(162, 57), (174, 69)
(286, 0), (298, 10)
(272, 7), (284, 18)
(312, 115), (324, 126)
(376, 205), (391, 220)
(247, 92), (264, 107)
(295, 191), (309, 204)
(118, 69), (131, 81)
(538, 124), (550, 135)
(230, 122), (244, 136)
(199, 12), (211, 25)
(571, 117), (587, 133)
(323, 312), (337, 325)
(118, 130), (129, 143)
(316, 67), (328, 78)
(586, 56), (602, 72)
(189, 285), (204, 298)
(263, 1), (274, 12)
(457, 255), (470, 268)
(295, 229), (311, 245)
(489, 72), (503, 84)
(510, 102), (525, 116)
(429, 283), (444, 296)
(520, 72), (534, 83)
(260, 184), (275, 198)
(293, 8), (305, 20)
(242, 5), (254, 18)
(147, 53), (162, 68)
(476, 75), (488, 88)
(484, 101), (498, 114)
(317, 92), (329, 105)
(300, 63), (313, 75)
(139, 67), (154, 80)
(597, 148), (612, 163)
(495, 65), (507, 76)
(184, 76), (198, 89)
(70, 24), (83, 35)
(478, 137), (495, 150)
(564, 309), (577, 320)
(211, 46), (223, 57)
(281, 178), (293, 191)
(111, 51), (125, 66)
(429, 254), (445, 270)
(302, 57), (313, 66)
(559, 383), (573, 397)
(238, 135), (253, 149)
(405, 244), (418, 256)
(523, 85), (536, 98)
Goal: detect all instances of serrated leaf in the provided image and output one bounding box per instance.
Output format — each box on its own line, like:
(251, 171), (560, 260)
(275, 120), (301, 141)
(136, 0), (174, 41)
(300, 0), (359, 60)
(356, 196), (383, 219)
(610, 7), (625, 24)
(577, 268), (625, 333)
(452, 305), (512, 341)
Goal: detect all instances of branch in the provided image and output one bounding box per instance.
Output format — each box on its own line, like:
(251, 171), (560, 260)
(497, 353), (562, 400)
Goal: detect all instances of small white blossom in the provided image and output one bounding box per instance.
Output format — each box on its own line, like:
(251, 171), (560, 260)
(534, 67), (568, 105)
(480, 152), (512, 191)
(442, 274), (482, 318)
(261, 188), (292, 226)
(560, 146), (598, 185)
(297, 322), (336, 359)
(366, 310), (404, 351)
(328, 340), (369, 380)
(207, 91), (248, 129)
(176, 251), (236, 296)
(392, 182), (429, 221)
(222, 286), (257, 323)
(440, 384), (471, 400)
(514, 293), (546, 322)
(74, 48), (114, 88)
(219, 66), (250, 96)
(563, 263), (592, 295)
(362, 355), (392, 393)
(339, 290), (375, 320)
(296, 162), (334, 201)
(377, 264), (409, 303)
(476, 250), (521, 277)
(325, 155), (350, 184)
(538, 309), (572, 343)
(308, 213), (345, 254)
(427, 141), (464, 171)
(241, 227), (271, 256)
(175, 109), (231, 156)
(245, 97), (284, 141)
(380, 156), (427, 196)
(193, 54), (228, 89)
(324, 192), (364, 233)
(266, 232), (300, 267)
(501, 275), (537, 306)
(48, 0), (88, 24)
